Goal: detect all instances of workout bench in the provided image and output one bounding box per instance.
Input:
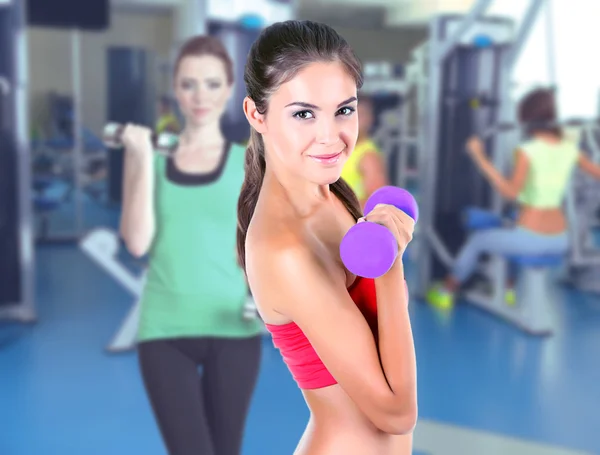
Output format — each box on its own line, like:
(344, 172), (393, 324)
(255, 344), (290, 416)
(462, 208), (563, 335)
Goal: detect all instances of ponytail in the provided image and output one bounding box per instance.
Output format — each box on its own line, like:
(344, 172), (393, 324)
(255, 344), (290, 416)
(331, 179), (363, 222)
(237, 128), (266, 272)
(236, 130), (364, 273)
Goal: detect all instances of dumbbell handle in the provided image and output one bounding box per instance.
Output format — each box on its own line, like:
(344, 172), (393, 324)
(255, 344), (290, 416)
(102, 122), (176, 155)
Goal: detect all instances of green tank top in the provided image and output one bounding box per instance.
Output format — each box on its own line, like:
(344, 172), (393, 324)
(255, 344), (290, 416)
(517, 137), (579, 208)
(137, 141), (263, 342)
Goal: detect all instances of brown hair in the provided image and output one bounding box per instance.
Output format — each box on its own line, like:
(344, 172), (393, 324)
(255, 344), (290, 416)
(518, 87), (561, 138)
(174, 35), (234, 85)
(237, 20), (364, 272)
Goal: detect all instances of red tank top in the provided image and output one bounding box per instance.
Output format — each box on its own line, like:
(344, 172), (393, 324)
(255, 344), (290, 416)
(264, 276), (379, 390)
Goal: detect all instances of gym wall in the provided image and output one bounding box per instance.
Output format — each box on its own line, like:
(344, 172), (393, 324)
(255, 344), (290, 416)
(327, 26), (428, 65)
(27, 8), (174, 137)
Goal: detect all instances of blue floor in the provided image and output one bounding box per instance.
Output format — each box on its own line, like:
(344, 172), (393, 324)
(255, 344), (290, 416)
(2, 198), (600, 454)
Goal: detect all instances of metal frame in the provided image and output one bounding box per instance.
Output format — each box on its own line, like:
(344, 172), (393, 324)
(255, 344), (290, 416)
(415, 15), (441, 295)
(396, 42), (427, 190)
(71, 29), (84, 239)
(543, 0), (557, 86)
(0, 0), (36, 322)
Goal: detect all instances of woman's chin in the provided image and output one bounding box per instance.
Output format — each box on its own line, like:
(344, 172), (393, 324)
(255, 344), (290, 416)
(184, 114), (215, 128)
(313, 168), (344, 186)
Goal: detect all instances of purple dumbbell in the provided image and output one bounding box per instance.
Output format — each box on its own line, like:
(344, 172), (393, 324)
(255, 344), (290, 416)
(340, 186), (418, 279)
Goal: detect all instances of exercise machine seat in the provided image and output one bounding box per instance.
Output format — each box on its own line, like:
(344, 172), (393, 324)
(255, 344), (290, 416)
(463, 207), (503, 230)
(33, 180), (70, 212)
(507, 254), (564, 268)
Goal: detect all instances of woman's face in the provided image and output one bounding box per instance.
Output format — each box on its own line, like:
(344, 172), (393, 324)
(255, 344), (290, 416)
(174, 54), (232, 128)
(261, 61), (359, 186)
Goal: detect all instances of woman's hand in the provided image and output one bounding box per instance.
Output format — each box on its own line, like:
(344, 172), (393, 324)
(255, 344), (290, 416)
(359, 204), (415, 257)
(466, 136), (486, 163)
(121, 124), (154, 161)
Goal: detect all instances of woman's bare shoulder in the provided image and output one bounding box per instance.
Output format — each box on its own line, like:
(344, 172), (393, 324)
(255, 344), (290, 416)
(245, 209), (325, 317)
(248, 206), (304, 253)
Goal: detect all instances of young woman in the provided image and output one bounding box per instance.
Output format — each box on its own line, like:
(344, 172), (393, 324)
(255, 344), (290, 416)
(238, 20), (417, 455)
(155, 94), (180, 134)
(119, 36), (263, 455)
(341, 94), (388, 207)
(427, 87), (600, 309)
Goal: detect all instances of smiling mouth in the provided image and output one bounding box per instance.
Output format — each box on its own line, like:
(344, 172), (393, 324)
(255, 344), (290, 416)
(308, 149), (344, 164)
(313, 152), (341, 159)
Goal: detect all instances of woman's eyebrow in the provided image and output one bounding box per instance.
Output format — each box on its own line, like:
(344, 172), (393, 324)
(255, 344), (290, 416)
(285, 96), (357, 110)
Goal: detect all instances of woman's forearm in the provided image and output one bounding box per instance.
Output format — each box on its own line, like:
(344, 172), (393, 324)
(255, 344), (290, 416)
(119, 152), (156, 257)
(375, 263), (418, 420)
(475, 156), (518, 199)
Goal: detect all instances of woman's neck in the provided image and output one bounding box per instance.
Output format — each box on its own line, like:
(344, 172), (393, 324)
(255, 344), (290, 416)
(533, 131), (561, 144)
(263, 159), (332, 218)
(179, 120), (224, 149)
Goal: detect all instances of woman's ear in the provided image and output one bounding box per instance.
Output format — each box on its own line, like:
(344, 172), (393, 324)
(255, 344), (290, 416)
(243, 97), (267, 134)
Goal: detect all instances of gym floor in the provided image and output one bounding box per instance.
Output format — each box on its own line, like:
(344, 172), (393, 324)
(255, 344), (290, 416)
(1, 198), (599, 455)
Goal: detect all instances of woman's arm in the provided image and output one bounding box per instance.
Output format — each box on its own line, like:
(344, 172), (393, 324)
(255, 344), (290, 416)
(119, 125), (156, 257)
(468, 138), (529, 200)
(247, 220), (417, 435)
(577, 153), (600, 179)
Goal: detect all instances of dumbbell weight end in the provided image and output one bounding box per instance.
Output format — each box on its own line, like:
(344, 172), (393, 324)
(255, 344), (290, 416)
(102, 122), (126, 149)
(340, 186), (418, 279)
(340, 222), (399, 279)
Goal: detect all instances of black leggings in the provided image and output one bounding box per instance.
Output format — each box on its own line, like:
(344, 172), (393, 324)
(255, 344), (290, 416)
(138, 335), (262, 455)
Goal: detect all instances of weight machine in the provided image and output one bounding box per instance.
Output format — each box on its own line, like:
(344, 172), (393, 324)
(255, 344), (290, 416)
(0, 0), (36, 323)
(563, 120), (600, 293)
(415, 0), (566, 335)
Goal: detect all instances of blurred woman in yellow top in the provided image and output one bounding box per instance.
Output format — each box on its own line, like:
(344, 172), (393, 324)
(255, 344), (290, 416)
(341, 94), (388, 207)
(155, 95), (180, 134)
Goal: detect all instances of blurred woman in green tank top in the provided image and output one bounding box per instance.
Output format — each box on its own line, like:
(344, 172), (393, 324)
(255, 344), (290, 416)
(119, 35), (262, 455)
(427, 88), (600, 310)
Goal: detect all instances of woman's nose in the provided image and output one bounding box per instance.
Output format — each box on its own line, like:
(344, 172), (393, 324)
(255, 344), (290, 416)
(315, 119), (339, 146)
